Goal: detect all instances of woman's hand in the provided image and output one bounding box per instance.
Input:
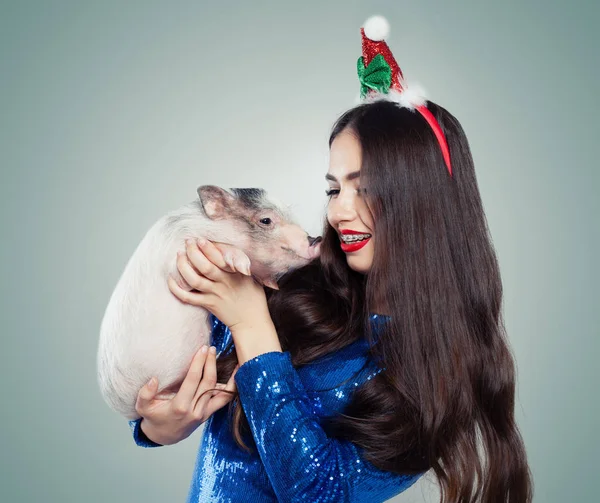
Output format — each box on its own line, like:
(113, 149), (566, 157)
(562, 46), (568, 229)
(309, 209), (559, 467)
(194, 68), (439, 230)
(167, 238), (283, 365)
(135, 344), (238, 446)
(167, 238), (271, 331)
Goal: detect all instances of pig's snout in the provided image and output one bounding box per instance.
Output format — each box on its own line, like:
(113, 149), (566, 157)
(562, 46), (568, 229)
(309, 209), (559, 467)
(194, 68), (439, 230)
(276, 224), (322, 262)
(307, 235), (322, 259)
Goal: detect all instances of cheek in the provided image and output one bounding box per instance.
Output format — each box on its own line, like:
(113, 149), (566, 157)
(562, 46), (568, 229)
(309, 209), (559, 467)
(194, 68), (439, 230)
(358, 207), (375, 230)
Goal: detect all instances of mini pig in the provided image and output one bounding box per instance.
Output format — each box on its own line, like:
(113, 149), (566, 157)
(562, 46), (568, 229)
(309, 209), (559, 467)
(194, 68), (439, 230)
(97, 185), (322, 420)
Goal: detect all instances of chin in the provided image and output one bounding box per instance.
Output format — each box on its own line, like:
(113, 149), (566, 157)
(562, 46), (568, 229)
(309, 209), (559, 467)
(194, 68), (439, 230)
(346, 257), (372, 274)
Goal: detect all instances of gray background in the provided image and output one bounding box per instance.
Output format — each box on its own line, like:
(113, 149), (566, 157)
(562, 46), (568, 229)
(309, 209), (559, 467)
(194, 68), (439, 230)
(1, 1), (597, 502)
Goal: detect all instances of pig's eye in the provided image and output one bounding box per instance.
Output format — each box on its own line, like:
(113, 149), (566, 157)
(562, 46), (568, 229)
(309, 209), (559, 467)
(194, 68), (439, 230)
(260, 218), (272, 225)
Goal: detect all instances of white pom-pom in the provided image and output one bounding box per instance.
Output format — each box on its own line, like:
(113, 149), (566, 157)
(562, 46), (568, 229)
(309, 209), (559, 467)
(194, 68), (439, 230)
(363, 15), (390, 41)
(359, 81), (428, 110)
(396, 83), (428, 109)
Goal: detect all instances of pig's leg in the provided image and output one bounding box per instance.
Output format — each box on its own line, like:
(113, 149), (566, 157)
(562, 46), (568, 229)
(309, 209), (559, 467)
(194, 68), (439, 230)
(211, 242), (252, 275)
(212, 241), (279, 289)
(168, 242), (250, 296)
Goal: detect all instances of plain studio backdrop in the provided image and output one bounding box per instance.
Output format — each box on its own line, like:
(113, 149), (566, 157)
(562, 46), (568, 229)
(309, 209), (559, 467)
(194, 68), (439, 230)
(1, 1), (597, 502)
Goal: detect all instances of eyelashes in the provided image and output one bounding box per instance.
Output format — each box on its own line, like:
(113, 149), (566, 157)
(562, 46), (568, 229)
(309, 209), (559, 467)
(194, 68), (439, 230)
(325, 188), (367, 198)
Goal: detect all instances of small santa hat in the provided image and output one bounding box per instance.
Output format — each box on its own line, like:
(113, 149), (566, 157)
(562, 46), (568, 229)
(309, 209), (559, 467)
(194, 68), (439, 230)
(357, 16), (453, 176)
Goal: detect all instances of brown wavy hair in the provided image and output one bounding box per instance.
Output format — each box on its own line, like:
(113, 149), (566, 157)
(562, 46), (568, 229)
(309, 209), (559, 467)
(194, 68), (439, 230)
(215, 100), (534, 502)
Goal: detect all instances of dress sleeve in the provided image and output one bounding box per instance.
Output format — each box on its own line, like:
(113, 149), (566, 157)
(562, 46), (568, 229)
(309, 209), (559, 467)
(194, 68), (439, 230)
(234, 350), (425, 503)
(128, 418), (163, 448)
(128, 314), (231, 448)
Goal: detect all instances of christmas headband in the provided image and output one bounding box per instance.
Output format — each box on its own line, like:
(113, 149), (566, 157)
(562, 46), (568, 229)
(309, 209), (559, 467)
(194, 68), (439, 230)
(357, 16), (453, 177)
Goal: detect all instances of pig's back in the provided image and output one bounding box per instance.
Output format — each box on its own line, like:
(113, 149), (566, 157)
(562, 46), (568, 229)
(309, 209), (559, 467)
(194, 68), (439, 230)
(97, 209), (212, 419)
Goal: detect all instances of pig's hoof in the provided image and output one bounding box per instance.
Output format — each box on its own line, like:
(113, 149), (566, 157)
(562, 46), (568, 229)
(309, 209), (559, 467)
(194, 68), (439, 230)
(234, 255), (251, 275)
(223, 250), (251, 275)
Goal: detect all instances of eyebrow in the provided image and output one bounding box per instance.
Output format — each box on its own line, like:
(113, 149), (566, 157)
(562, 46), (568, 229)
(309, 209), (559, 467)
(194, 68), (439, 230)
(325, 171), (361, 182)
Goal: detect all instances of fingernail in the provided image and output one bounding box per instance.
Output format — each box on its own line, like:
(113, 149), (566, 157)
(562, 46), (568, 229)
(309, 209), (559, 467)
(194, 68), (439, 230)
(186, 238), (193, 246)
(210, 346), (216, 354)
(197, 237), (207, 246)
(201, 345), (208, 353)
(147, 377), (155, 387)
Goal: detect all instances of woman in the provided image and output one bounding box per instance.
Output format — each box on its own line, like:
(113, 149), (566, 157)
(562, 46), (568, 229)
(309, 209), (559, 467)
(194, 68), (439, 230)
(129, 17), (533, 503)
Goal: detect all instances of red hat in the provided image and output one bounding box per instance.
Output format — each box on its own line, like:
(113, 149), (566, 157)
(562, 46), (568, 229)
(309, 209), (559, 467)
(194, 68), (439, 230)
(357, 16), (453, 177)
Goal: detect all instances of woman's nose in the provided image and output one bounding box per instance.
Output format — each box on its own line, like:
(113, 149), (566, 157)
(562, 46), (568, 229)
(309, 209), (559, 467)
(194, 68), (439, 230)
(329, 196), (356, 223)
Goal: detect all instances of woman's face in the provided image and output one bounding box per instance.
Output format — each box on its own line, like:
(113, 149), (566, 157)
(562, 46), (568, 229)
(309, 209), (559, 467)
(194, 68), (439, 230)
(326, 128), (375, 274)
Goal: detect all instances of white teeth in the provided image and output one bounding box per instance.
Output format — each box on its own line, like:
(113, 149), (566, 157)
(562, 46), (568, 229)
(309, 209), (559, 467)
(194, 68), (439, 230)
(341, 233), (371, 243)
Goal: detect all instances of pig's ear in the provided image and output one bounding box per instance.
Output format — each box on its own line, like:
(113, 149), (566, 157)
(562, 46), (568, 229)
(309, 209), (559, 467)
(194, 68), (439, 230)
(197, 185), (235, 220)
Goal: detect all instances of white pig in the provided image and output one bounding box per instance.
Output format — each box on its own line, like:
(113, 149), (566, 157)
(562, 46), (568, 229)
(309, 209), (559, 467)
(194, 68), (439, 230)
(97, 185), (322, 420)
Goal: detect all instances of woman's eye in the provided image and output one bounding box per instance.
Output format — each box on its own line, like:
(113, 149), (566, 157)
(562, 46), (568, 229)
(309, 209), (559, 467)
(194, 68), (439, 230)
(326, 188), (365, 198)
(260, 218), (272, 225)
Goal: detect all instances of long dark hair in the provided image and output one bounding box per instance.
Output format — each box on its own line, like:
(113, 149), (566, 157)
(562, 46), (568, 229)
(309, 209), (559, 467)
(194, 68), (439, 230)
(216, 100), (533, 502)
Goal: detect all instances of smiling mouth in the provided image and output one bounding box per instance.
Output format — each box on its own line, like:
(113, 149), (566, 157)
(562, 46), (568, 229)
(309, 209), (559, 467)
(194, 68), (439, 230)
(339, 235), (371, 253)
(339, 233), (372, 244)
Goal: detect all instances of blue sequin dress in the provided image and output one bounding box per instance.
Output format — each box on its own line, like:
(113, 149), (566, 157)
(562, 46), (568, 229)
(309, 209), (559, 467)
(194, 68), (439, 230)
(129, 314), (426, 502)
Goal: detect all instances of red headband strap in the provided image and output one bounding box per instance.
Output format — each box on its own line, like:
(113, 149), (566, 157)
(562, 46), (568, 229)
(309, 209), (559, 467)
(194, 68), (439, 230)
(416, 105), (453, 177)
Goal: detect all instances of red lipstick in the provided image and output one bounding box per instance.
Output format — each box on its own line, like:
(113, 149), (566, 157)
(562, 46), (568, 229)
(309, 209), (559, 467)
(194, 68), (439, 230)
(339, 229), (371, 253)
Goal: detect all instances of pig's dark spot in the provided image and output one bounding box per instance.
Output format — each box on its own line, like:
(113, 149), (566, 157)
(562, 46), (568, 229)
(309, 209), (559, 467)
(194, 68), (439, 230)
(165, 213), (188, 229)
(230, 188), (267, 211)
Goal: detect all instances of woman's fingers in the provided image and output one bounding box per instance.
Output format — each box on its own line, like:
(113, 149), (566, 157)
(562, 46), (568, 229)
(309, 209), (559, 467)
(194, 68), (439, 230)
(167, 276), (213, 308)
(202, 365), (240, 416)
(201, 346), (218, 392)
(177, 252), (215, 292)
(196, 239), (232, 271)
(135, 376), (159, 416)
(172, 270), (194, 292)
(185, 239), (224, 282)
(172, 346), (210, 413)
(193, 346), (219, 411)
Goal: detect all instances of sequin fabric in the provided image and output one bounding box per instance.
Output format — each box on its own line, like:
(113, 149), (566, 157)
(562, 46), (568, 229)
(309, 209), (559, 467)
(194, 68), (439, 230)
(129, 314), (426, 502)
